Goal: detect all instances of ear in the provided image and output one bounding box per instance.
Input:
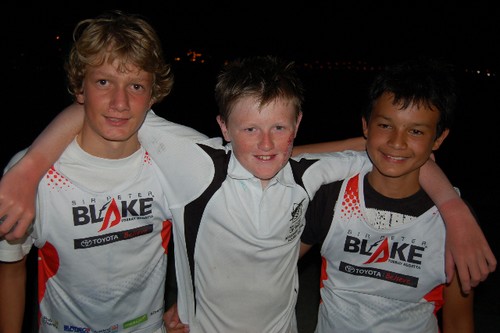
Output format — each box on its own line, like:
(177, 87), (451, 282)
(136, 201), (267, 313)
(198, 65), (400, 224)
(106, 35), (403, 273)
(148, 98), (155, 110)
(216, 115), (231, 142)
(361, 117), (369, 139)
(76, 93), (85, 104)
(432, 128), (450, 151)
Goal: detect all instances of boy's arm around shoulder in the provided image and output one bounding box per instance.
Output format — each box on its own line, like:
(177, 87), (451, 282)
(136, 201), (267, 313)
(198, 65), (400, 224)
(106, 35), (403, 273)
(141, 110), (209, 142)
(292, 136), (366, 156)
(293, 139), (497, 293)
(0, 103), (83, 240)
(419, 159), (496, 293)
(293, 150), (371, 199)
(139, 111), (223, 203)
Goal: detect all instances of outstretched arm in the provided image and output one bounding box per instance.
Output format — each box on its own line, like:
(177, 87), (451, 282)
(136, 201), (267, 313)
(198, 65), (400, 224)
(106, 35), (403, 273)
(292, 137), (366, 156)
(290, 140), (496, 294)
(417, 159), (495, 293)
(0, 103), (84, 240)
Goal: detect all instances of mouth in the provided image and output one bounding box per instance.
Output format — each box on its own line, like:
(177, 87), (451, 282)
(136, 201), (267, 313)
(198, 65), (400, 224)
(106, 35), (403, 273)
(256, 155), (273, 161)
(384, 153), (407, 161)
(107, 117), (127, 121)
(106, 117), (129, 125)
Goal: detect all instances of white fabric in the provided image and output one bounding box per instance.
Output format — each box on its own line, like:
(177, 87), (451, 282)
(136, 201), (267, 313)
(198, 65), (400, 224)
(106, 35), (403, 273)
(139, 111), (371, 333)
(1, 138), (173, 332)
(312, 172), (446, 333)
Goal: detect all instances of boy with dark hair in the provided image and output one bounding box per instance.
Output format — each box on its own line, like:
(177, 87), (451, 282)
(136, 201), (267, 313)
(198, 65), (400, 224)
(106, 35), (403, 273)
(300, 57), (475, 332)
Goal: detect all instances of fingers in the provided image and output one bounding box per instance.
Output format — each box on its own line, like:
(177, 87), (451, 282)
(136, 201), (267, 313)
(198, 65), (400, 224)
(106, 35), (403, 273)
(166, 323), (190, 333)
(0, 212), (34, 241)
(483, 245), (497, 274)
(0, 194), (35, 240)
(164, 303), (189, 332)
(467, 244), (497, 287)
(454, 259), (472, 295)
(444, 249), (455, 284)
(469, 249), (497, 286)
(453, 251), (496, 294)
(0, 214), (18, 239)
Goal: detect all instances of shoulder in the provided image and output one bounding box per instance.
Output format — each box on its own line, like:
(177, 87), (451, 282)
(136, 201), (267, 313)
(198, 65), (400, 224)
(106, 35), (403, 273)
(142, 110), (209, 142)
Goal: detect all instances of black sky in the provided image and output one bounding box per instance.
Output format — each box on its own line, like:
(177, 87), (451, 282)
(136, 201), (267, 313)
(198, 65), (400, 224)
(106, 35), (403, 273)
(5, 1), (500, 68)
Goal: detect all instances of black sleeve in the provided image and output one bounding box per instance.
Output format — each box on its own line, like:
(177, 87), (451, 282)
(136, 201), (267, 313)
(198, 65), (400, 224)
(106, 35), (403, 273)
(302, 180), (343, 245)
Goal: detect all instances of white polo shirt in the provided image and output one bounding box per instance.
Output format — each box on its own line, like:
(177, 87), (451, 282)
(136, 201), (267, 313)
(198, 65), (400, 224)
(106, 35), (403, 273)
(140, 111), (370, 333)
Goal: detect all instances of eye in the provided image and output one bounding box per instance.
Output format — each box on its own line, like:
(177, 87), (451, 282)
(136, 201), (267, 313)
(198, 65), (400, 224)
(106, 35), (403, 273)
(377, 123), (391, 129)
(97, 79), (108, 86)
(132, 84), (144, 91)
(244, 127), (256, 133)
(409, 129), (424, 136)
(275, 125), (286, 131)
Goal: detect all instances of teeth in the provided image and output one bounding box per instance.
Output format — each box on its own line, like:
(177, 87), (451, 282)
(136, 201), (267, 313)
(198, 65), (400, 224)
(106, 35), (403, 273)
(258, 156), (271, 160)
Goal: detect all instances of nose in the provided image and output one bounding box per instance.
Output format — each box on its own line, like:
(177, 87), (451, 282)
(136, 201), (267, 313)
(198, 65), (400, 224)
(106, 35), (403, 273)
(388, 130), (407, 149)
(258, 131), (274, 151)
(110, 87), (130, 112)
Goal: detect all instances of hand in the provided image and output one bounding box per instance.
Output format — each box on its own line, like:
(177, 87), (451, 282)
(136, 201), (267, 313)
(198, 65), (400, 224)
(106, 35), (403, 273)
(442, 198), (497, 294)
(0, 103), (85, 240)
(0, 165), (37, 240)
(164, 303), (189, 333)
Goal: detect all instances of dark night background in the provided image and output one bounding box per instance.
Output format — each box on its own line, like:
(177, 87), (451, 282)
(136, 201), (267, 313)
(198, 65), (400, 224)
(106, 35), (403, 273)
(2, 1), (499, 331)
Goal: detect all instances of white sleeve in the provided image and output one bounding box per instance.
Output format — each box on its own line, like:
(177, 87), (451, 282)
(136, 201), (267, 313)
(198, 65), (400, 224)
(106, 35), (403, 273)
(0, 147), (34, 261)
(295, 150), (372, 198)
(0, 233), (33, 262)
(139, 110), (209, 143)
(0, 148), (37, 261)
(138, 110), (223, 203)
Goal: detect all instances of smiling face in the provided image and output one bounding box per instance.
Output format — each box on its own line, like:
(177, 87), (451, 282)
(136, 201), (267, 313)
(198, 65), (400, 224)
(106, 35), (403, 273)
(363, 92), (449, 197)
(76, 59), (154, 158)
(217, 96), (302, 188)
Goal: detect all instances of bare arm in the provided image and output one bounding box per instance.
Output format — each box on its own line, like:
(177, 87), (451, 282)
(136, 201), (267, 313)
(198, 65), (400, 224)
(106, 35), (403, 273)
(441, 271), (474, 333)
(292, 140), (496, 293)
(420, 159), (496, 293)
(0, 257), (27, 333)
(292, 137), (366, 156)
(0, 103), (84, 240)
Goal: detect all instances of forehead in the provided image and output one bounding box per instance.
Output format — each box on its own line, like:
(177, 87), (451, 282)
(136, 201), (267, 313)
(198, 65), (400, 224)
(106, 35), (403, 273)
(372, 92), (440, 125)
(87, 58), (152, 80)
(229, 96), (297, 119)
(375, 92), (436, 112)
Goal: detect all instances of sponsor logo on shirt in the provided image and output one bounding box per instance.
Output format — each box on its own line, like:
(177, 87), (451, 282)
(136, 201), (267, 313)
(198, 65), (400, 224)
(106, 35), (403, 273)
(286, 198), (306, 242)
(339, 261), (419, 287)
(74, 224), (153, 249)
(41, 315), (59, 329)
(70, 191), (156, 249)
(72, 193), (154, 231)
(341, 233), (429, 286)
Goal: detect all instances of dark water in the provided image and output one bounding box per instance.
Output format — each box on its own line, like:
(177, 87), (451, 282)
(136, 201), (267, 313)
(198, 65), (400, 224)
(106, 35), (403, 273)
(4, 59), (499, 331)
